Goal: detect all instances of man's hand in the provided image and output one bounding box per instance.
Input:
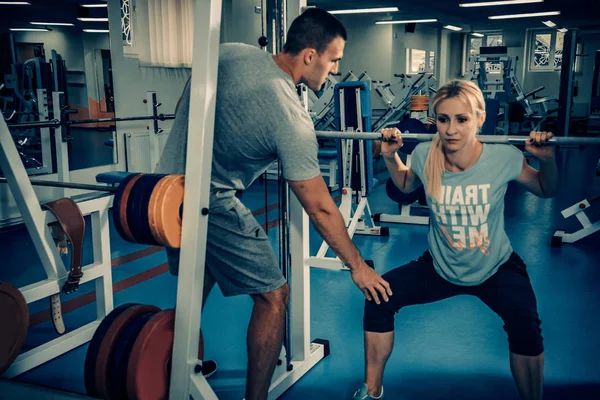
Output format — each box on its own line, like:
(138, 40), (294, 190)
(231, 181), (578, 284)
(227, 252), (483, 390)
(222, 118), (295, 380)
(350, 263), (393, 304)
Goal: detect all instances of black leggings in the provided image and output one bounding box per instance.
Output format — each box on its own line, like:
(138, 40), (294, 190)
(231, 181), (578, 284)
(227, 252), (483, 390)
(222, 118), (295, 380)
(364, 251), (544, 356)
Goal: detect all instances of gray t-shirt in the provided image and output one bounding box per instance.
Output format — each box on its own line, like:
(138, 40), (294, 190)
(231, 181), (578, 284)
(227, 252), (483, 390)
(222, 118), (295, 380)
(156, 43), (320, 212)
(411, 142), (524, 286)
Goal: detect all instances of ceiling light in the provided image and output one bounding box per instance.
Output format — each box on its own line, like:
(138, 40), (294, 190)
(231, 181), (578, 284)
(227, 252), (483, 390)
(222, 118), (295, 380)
(557, 28), (568, 33)
(0, 2), (31, 4)
(489, 11), (560, 20)
(10, 28), (50, 31)
(83, 29), (109, 33)
(81, 3), (107, 7)
(30, 22), (75, 26)
(443, 25), (463, 31)
(329, 7), (399, 15)
(460, 0), (543, 7)
(376, 19), (438, 25)
(77, 17), (109, 22)
(542, 20), (556, 27)
(471, 32), (485, 37)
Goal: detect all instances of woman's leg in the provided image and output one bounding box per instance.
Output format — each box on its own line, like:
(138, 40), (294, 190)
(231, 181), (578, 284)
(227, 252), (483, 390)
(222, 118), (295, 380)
(476, 253), (544, 400)
(360, 251), (463, 397)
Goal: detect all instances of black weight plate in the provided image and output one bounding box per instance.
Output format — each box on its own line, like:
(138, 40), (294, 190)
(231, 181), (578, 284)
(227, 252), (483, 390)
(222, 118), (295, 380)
(84, 303), (139, 397)
(396, 118), (428, 155)
(386, 177), (420, 205)
(108, 311), (158, 400)
(126, 174), (166, 246)
(112, 173), (142, 243)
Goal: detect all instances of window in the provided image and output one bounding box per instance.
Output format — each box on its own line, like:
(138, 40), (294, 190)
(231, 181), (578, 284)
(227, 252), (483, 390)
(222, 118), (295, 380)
(121, 0), (132, 46)
(530, 30), (564, 71)
(407, 48), (435, 74)
(486, 34), (503, 47)
(468, 33), (502, 58)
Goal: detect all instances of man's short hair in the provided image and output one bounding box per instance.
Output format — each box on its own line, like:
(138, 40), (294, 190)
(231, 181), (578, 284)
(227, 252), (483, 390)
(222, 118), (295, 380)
(283, 8), (347, 55)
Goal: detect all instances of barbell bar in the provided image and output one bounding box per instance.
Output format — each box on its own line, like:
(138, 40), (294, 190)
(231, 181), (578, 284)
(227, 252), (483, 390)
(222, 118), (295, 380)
(3, 131), (598, 194)
(0, 177), (117, 193)
(6, 113), (175, 130)
(315, 130), (600, 146)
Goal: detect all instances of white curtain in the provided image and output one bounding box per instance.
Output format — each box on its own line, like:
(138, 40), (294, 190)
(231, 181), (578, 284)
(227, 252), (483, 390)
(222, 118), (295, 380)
(147, 0), (194, 68)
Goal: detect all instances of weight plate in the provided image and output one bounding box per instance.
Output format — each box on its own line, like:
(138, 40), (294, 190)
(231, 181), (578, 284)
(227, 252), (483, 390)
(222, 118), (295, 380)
(127, 174), (166, 246)
(95, 304), (161, 399)
(108, 311), (158, 400)
(84, 303), (139, 397)
(0, 282), (29, 376)
(127, 309), (178, 400)
(148, 175), (185, 248)
(396, 118), (427, 155)
(113, 173), (143, 243)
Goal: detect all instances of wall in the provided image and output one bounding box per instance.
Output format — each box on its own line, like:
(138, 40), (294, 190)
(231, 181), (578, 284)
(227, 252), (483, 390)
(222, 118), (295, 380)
(107, 0), (191, 173)
(392, 24), (439, 76)
(335, 14), (393, 83)
(447, 32), (463, 81)
(220, 0), (263, 46)
(577, 31), (600, 115)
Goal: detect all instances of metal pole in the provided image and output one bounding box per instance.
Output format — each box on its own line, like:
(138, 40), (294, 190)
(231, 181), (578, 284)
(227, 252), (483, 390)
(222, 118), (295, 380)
(314, 131), (600, 146)
(0, 177), (116, 192)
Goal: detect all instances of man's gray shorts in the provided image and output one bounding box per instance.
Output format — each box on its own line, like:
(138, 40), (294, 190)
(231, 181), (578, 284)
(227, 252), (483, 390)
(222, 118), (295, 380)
(165, 201), (286, 297)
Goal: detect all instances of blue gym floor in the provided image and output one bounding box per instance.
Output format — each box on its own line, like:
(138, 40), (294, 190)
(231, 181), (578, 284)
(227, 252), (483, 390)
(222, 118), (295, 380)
(1, 146), (600, 399)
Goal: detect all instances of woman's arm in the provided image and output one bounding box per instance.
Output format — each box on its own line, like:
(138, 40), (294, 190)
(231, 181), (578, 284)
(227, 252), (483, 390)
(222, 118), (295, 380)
(516, 131), (559, 198)
(380, 127), (423, 193)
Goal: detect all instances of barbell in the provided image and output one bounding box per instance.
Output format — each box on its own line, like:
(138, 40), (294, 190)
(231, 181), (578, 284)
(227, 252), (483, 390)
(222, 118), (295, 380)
(7, 113), (175, 130)
(6, 131), (595, 193)
(315, 130), (600, 146)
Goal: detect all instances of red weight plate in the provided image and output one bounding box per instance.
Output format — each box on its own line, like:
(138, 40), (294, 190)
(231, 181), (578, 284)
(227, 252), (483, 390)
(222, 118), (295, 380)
(119, 173), (144, 243)
(127, 309), (177, 400)
(0, 282), (29, 376)
(95, 304), (161, 399)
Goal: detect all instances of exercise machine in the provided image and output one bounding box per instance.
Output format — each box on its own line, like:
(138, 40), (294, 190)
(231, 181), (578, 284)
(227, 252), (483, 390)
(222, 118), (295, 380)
(552, 195), (600, 246)
(311, 80), (389, 271)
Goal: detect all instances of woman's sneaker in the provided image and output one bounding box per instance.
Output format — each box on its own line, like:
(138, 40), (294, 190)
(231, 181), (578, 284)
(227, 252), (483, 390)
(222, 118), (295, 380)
(352, 384), (385, 399)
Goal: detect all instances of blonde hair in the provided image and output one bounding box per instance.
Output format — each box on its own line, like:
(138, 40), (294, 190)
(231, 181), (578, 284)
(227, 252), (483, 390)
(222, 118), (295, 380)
(424, 80), (486, 203)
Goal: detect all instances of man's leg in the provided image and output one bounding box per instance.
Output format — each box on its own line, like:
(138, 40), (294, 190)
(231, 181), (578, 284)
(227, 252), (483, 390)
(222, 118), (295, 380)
(510, 352), (544, 400)
(246, 283), (289, 400)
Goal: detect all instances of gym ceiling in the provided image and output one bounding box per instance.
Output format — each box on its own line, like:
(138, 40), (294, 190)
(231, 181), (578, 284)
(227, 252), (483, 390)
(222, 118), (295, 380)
(310, 0), (600, 31)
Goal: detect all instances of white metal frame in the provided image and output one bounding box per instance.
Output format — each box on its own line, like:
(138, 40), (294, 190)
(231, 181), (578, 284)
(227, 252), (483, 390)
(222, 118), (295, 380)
(376, 154), (430, 226)
(552, 197), (600, 244)
(312, 86), (384, 271)
(0, 114), (114, 379)
(170, 0), (328, 398)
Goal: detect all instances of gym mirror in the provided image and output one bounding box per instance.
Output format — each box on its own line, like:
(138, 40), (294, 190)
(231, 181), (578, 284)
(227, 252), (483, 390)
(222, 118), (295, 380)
(0, 0), (116, 176)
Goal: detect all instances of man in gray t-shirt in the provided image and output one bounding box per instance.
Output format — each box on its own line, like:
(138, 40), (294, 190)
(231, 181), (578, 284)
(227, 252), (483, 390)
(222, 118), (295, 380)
(155, 8), (392, 400)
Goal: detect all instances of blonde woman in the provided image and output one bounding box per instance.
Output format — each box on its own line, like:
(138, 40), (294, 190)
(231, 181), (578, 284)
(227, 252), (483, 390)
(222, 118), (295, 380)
(352, 80), (558, 400)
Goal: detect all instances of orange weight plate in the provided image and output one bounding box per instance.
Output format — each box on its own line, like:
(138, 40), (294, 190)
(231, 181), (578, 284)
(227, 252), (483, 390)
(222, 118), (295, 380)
(0, 282), (28, 376)
(148, 175), (185, 248)
(94, 304), (161, 399)
(147, 175), (174, 246)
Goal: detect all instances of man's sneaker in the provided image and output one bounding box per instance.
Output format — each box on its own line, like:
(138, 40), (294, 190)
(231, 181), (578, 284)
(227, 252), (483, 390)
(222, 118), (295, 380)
(352, 383), (384, 399)
(201, 360), (217, 379)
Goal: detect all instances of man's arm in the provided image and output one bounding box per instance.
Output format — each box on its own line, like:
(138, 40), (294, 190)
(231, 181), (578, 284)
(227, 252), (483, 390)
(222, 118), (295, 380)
(288, 175), (392, 303)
